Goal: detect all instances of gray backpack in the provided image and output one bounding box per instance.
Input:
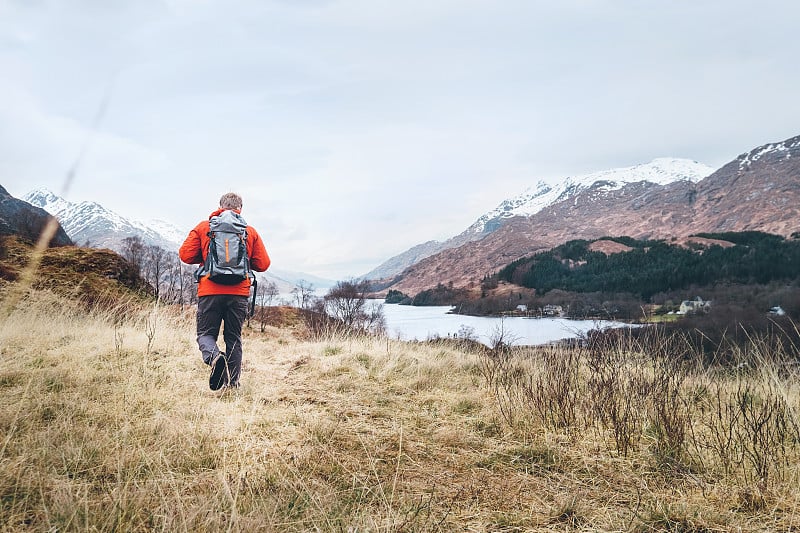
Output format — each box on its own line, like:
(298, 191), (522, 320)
(195, 210), (252, 285)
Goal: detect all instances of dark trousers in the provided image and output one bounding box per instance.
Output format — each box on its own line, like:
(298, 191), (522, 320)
(196, 294), (249, 386)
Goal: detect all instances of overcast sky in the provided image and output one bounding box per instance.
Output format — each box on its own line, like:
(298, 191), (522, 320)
(2, 0), (799, 280)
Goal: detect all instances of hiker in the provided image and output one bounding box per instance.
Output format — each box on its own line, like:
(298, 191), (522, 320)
(179, 192), (270, 390)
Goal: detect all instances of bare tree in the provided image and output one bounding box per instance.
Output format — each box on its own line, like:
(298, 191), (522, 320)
(143, 244), (169, 300)
(174, 259), (191, 309)
(256, 279), (280, 332)
(121, 235), (146, 277)
(488, 316), (520, 353)
(291, 279), (316, 309)
(324, 279), (385, 335)
(181, 264), (197, 306)
(161, 253), (184, 304)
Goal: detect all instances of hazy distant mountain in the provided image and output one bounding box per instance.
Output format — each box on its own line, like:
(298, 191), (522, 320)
(362, 240), (450, 281)
(24, 189), (184, 252)
(0, 185), (72, 246)
(364, 158), (714, 281)
(380, 135), (800, 295)
(268, 268), (336, 289)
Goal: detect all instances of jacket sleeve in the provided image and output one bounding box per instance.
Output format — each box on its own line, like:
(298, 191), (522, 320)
(247, 227), (271, 272)
(179, 225), (204, 265)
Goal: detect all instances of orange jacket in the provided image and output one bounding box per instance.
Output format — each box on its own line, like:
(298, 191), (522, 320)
(179, 208), (271, 297)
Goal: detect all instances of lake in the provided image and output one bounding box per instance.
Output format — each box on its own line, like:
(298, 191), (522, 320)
(380, 302), (629, 346)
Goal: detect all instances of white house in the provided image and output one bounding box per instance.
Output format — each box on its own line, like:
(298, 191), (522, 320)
(542, 304), (564, 316)
(679, 297), (711, 315)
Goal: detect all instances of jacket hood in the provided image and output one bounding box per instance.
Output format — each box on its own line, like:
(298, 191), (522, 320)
(208, 208), (242, 219)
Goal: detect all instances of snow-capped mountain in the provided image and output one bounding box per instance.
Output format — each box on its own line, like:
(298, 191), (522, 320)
(364, 158), (714, 281)
(24, 189), (184, 252)
(145, 218), (188, 247)
(23, 188), (336, 295)
(381, 135), (800, 295)
(464, 158), (714, 236)
(737, 136), (800, 171)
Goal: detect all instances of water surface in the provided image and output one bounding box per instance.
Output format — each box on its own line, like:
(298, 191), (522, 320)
(380, 303), (628, 346)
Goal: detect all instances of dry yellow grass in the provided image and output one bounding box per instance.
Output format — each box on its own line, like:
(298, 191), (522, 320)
(1, 288), (799, 531)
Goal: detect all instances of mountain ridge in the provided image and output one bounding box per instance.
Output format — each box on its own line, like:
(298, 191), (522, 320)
(363, 157), (714, 281)
(379, 135), (800, 295)
(24, 189), (185, 252)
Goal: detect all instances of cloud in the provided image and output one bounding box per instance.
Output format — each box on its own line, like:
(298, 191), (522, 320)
(1, 0), (799, 280)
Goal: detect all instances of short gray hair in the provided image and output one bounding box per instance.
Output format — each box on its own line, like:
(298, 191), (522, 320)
(219, 192), (243, 210)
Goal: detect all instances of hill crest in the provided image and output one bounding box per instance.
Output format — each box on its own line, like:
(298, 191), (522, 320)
(380, 134), (800, 295)
(364, 157), (713, 281)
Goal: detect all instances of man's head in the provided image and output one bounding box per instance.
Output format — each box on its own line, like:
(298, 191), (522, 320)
(219, 192), (243, 211)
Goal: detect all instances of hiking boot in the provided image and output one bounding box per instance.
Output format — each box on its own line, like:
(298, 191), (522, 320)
(209, 352), (229, 391)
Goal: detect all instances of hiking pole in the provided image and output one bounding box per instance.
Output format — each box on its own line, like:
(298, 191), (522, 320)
(249, 276), (258, 318)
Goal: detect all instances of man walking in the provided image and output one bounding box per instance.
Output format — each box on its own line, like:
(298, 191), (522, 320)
(179, 192), (270, 390)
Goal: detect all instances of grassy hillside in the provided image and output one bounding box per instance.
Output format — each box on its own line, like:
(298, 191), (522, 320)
(0, 236), (150, 308)
(1, 284), (799, 531)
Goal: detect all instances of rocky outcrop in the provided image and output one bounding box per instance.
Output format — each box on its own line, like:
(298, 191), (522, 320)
(0, 185), (72, 247)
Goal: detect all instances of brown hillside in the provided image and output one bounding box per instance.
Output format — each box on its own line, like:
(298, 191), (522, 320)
(676, 236), (736, 249)
(588, 239), (634, 255)
(386, 136), (800, 295)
